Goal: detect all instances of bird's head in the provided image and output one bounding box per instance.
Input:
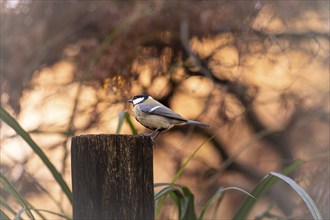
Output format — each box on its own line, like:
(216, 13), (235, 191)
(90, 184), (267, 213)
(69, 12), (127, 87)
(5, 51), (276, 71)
(128, 94), (150, 106)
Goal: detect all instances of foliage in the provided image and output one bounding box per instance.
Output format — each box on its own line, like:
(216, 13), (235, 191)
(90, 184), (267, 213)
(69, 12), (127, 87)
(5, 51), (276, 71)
(0, 172), (35, 219)
(116, 111), (138, 135)
(155, 161), (323, 220)
(1, 1), (329, 219)
(0, 107), (72, 204)
(0, 104), (324, 219)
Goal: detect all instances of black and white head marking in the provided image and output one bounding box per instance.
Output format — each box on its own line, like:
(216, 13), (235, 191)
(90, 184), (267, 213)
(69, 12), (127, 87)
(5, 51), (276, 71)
(132, 94), (149, 105)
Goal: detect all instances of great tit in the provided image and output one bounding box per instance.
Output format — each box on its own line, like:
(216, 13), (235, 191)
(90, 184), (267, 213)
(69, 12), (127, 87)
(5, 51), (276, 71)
(128, 94), (209, 138)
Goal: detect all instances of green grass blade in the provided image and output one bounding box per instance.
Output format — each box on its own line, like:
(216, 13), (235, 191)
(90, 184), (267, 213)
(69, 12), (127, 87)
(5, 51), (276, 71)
(1, 174), (65, 220)
(0, 209), (10, 220)
(34, 209), (71, 220)
(24, 172), (65, 215)
(14, 207), (46, 220)
(199, 187), (255, 220)
(22, 202), (47, 220)
(155, 184), (197, 220)
(155, 186), (180, 201)
(16, 208), (71, 220)
(0, 173), (34, 219)
(155, 136), (215, 217)
(169, 190), (182, 209)
(116, 111), (138, 135)
(270, 172), (323, 220)
(232, 160), (304, 220)
(154, 183), (172, 188)
(154, 183), (184, 201)
(181, 187), (197, 220)
(172, 135), (215, 184)
(179, 194), (188, 220)
(1, 196), (17, 217)
(0, 107), (72, 204)
(14, 208), (26, 220)
(154, 183), (182, 188)
(116, 111), (126, 134)
(168, 186), (197, 220)
(124, 112), (138, 135)
(169, 190), (189, 219)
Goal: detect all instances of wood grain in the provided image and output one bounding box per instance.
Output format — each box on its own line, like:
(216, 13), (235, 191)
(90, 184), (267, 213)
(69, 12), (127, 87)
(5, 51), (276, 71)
(71, 134), (154, 220)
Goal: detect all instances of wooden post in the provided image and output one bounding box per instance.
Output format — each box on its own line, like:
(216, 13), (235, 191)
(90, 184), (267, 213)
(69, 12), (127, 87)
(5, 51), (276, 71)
(71, 134), (154, 220)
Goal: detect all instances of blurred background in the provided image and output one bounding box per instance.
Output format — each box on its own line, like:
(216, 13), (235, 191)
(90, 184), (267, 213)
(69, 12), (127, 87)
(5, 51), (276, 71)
(1, 1), (329, 219)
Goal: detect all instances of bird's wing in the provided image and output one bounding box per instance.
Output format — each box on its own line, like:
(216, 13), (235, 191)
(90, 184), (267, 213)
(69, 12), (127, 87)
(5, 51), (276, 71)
(139, 104), (187, 121)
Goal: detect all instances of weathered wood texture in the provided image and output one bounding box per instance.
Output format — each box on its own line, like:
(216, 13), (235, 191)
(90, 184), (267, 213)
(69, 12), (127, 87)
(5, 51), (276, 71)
(71, 134), (154, 220)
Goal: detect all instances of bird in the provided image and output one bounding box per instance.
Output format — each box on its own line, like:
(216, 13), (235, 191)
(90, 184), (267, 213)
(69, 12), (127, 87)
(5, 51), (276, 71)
(128, 94), (209, 138)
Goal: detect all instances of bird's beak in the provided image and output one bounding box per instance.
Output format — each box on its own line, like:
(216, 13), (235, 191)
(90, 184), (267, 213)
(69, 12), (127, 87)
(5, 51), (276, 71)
(128, 98), (133, 103)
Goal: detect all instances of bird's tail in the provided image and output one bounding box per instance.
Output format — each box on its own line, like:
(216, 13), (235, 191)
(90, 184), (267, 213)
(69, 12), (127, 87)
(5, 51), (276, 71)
(187, 120), (209, 127)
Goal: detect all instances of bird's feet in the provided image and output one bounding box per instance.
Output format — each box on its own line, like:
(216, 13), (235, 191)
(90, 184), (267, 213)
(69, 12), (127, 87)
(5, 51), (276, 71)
(142, 129), (162, 139)
(140, 129), (164, 148)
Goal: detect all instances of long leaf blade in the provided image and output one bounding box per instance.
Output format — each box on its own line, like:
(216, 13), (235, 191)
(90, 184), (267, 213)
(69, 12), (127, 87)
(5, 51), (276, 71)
(15, 208), (71, 220)
(155, 186), (180, 201)
(270, 172), (323, 220)
(0, 173), (34, 219)
(124, 112), (138, 135)
(155, 136), (215, 217)
(172, 135), (215, 184)
(233, 161), (304, 219)
(0, 196), (17, 216)
(0, 107), (72, 203)
(199, 187), (254, 220)
(116, 111), (126, 134)
(0, 209), (11, 220)
(181, 187), (197, 220)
